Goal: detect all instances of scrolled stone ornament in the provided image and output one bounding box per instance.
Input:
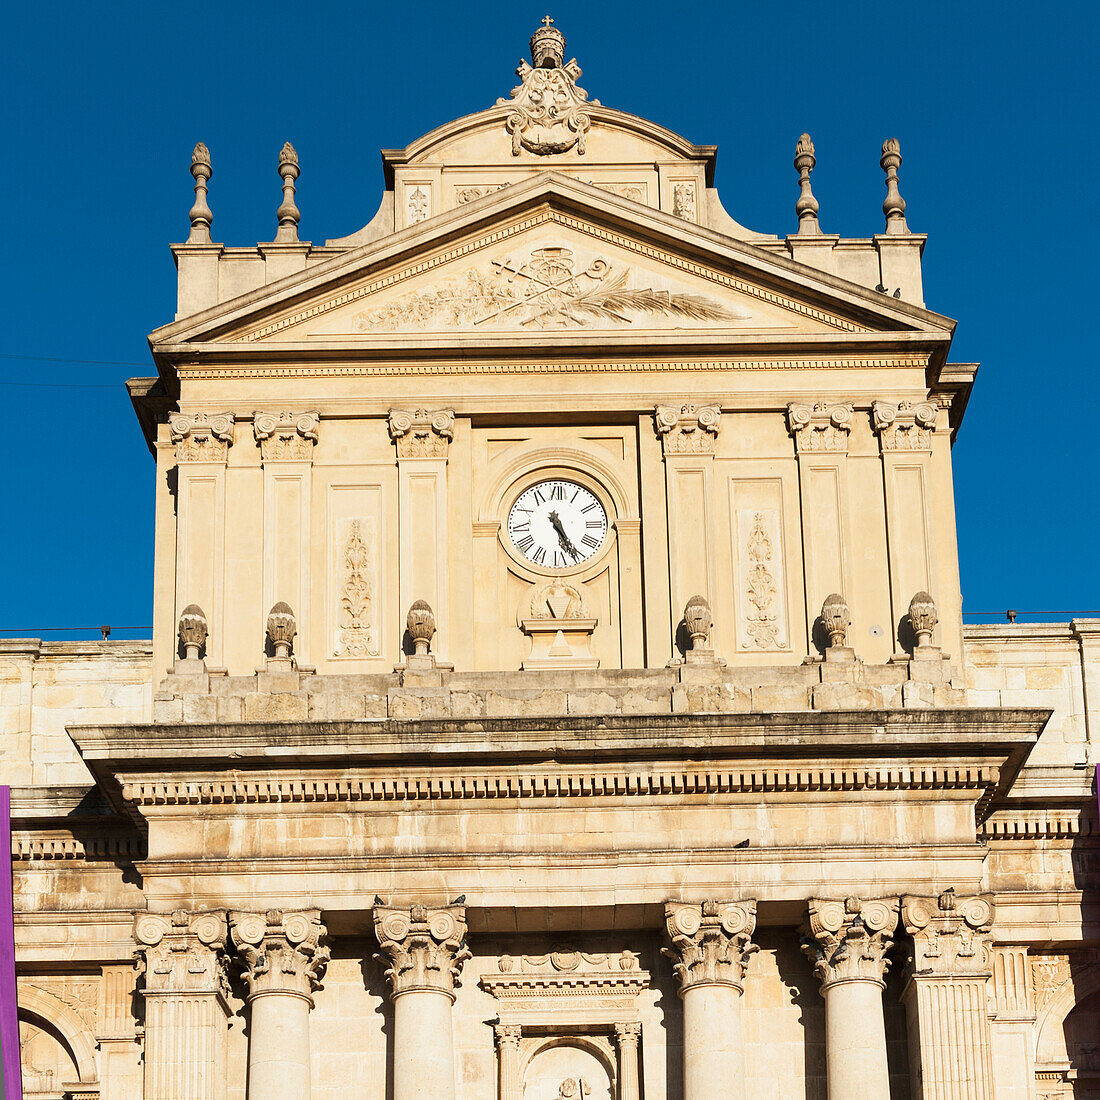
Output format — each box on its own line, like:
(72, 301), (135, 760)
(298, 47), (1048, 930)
(820, 593), (850, 648)
(372, 903), (470, 999)
(663, 899), (758, 994)
(266, 601), (297, 659)
(407, 600), (436, 656)
(802, 896), (900, 990)
(683, 594), (713, 650)
(178, 603), (208, 660)
(907, 591), (938, 649)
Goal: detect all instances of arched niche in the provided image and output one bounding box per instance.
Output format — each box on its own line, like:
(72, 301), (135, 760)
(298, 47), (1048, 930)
(522, 1036), (615, 1100)
(17, 983), (98, 1085)
(1035, 960), (1100, 1081)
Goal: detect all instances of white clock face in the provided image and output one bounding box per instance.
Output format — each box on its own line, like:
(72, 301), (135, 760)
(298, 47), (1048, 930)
(507, 479), (608, 569)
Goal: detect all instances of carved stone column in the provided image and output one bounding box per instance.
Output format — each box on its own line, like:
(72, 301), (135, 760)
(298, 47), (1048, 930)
(655, 404), (723, 654)
(133, 910), (230, 1100)
(614, 1021), (642, 1100)
(169, 413), (235, 668)
(229, 910), (328, 1100)
(901, 892), (995, 1099)
(389, 409), (455, 659)
(803, 897), (899, 1100)
(374, 903), (469, 1100)
(664, 900), (756, 1100)
(787, 402), (854, 650)
(253, 411), (320, 665)
(495, 1023), (522, 1100)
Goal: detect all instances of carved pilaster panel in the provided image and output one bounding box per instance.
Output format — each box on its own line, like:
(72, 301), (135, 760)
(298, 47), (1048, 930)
(663, 899), (757, 993)
(787, 402), (852, 453)
(228, 909), (328, 1002)
(654, 404), (721, 455)
(902, 891), (994, 976)
(872, 400), (937, 451)
(990, 945), (1034, 1020)
(253, 410), (320, 461)
(388, 408), (455, 458)
(373, 903), (469, 1000)
(133, 910), (229, 996)
(802, 897), (899, 990)
(169, 413), (235, 462)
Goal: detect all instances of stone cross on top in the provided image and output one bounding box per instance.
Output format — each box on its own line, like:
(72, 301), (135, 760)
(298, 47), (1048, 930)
(541, 15), (554, 26)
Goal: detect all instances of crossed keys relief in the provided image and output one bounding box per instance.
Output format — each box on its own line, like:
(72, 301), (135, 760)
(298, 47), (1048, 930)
(352, 247), (747, 331)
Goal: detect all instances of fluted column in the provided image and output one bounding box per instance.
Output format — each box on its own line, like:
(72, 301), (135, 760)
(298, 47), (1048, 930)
(664, 900), (756, 1100)
(495, 1024), (522, 1100)
(803, 897), (899, 1100)
(374, 903), (470, 1100)
(615, 1022), (641, 1100)
(229, 910), (328, 1100)
(132, 910), (230, 1100)
(902, 892), (995, 1098)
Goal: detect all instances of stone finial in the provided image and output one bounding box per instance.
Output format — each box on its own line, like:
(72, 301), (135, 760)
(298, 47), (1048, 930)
(178, 604), (208, 661)
(907, 591), (938, 649)
(266, 601), (297, 659)
(275, 142), (301, 243)
(880, 138), (909, 234)
(407, 600), (436, 656)
(530, 15), (566, 68)
(794, 133), (820, 234)
(683, 595), (713, 651)
(820, 593), (850, 648)
(663, 900), (758, 994)
(187, 142), (213, 244)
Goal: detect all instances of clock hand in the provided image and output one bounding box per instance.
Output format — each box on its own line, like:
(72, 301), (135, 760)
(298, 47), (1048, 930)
(548, 511), (581, 558)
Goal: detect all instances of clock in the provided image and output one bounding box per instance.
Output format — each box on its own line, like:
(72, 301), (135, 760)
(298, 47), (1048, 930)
(507, 479), (608, 569)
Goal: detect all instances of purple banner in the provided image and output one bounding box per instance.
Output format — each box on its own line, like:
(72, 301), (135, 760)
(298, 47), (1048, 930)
(0, 786), (21, 1100)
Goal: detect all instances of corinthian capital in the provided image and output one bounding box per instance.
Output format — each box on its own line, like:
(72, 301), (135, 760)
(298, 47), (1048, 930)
(373, 903), (470, 1000)
(253, 410), (320, 461)
(902, 890), (994, 976)
(388, 408), (455, 458)
(228, 909), (328, 1002)
(871, 399), (937, 451)
(654, 403), (721, 455)
(169, 412), (235, 462)
(787, 402), (852, 453)
(802, 897), (899, 990)
(663, 899), (757, 994)
(133, 909), (228, 996)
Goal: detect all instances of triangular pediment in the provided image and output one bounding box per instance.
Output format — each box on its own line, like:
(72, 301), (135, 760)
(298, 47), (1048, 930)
(151, 174), (953, 354)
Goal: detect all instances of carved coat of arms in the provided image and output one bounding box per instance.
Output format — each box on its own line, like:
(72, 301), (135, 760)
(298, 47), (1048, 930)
(502, 59), (592, 156)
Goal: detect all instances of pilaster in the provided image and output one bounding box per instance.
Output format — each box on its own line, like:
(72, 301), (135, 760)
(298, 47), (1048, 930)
(133, 910), (230, 1100)
(169, 413), (234, 668)
(655, 404), (722, 653)
(901, 892), (995, 1098)
(988, 946), (1038, 1100)
(96, 964), (141, 1100)
(253, 411), (320, 665)
(389, 409), (455, 661)
(788, 403), (854, 650)
(615, 1021), (642, 1100)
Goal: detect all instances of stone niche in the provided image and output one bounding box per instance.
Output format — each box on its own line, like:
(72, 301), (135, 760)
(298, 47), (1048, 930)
(481, 947), (649, 1100)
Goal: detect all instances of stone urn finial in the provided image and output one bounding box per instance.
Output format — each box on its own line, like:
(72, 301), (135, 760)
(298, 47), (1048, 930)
(794, 132), (820, 234)
(275, 142), (301, 243)
(266, 602), (297, 659)
(178, 604), (208, 661)
(880, 137), (909, 233)
(407, 600), (436, 656)
(907, 591), (938, 649)
(820, 593), (850, 648)
(188, 142), (213, 244)
(683, 595), (713, 651)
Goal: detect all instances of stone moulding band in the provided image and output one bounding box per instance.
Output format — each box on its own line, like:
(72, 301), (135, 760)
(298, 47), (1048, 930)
(980, 809), (1096, 839)
(118, 764), (1001, 807)
(10, 831), (144, 862)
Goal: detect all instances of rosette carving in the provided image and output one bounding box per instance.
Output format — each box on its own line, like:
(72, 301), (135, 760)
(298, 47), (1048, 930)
(388, 408), (455, 458)
(169, 412), (235, 462)
(663, 900), (758, 994)
(802, 897), (899, 990)
(372, 903), (470, 1000)
(133, 909), (229, 996)
(253, 410), (320, 461)
(228, 909), (329, 1002)
(654, 403), (722, 455)
(902, 891), (994, 976)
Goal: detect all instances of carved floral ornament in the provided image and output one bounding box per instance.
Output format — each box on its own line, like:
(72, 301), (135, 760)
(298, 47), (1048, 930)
(253, 409), (320, 461)
(388, 408), (455, 458)
(169, 412), (235, 462)
(901, 891), (994, 976)
(872, 399), (937, 451)
(663, 900), (758, 994)
(373, 904), (470, 999)
(801, 897), (899, 990)
(525, 580), (591, 622)
(335, 519), (379, 658)
(787, 402), (852, 453)
(133, 910), (230, 997)
(654, 403), (722, 455)
(354, 250), (746, 333)
(229, 909), (329, 1001)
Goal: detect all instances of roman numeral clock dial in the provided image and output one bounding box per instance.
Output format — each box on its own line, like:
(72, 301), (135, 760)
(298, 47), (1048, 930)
(507, 479), (608, 569)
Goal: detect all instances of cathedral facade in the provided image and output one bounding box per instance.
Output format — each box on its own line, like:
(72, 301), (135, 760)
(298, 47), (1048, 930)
(5, 19), (1099, 1100)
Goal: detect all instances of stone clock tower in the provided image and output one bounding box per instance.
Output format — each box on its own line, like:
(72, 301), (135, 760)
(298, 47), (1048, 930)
(10, 18), (1099, 1100)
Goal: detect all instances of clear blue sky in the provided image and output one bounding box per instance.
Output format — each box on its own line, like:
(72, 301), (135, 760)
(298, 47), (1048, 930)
(2, 0), (1095, 637)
